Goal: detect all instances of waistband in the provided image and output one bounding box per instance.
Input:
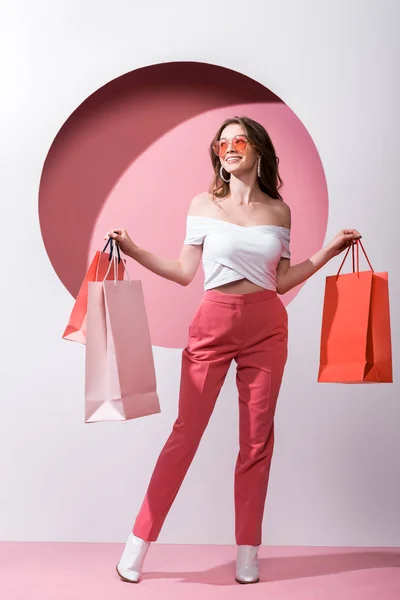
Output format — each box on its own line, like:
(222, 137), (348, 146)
(204, 289), (277, 305)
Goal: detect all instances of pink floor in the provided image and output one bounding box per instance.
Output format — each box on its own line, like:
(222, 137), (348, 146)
(1, 543), (399, 600)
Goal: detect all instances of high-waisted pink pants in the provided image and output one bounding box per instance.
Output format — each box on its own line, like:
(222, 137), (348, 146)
(133, 289), (288, 545)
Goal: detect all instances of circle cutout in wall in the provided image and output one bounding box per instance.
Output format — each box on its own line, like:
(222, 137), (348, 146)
(39, 61), (328, 349)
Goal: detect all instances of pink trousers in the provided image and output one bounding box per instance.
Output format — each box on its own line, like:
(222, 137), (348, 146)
(133, 289), (288, 545)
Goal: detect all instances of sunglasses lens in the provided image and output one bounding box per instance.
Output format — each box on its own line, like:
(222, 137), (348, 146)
(233, 136), (247, 153)
(213, 140), (228, 157)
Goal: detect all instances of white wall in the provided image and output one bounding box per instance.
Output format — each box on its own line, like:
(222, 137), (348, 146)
(1, 0), (399, 546)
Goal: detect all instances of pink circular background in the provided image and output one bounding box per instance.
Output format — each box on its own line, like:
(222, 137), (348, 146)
(39, 62), (328, 348)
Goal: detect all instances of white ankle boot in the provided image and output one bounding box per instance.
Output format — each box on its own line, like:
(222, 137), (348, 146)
(116, 532), (151, 583)
(235, 545), (260, 584)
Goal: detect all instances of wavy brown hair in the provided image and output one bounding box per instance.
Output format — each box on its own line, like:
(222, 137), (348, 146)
(209, 116), (283, 200)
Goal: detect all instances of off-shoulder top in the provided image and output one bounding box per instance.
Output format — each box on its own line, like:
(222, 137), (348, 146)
(184, 215), (291, 291)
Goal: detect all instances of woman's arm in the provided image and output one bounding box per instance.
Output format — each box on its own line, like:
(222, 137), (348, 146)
(126, 242), (202, 286)
(106, 195), (209, 286)
(276, 248), (332, 295)
(276, 229), (362, 295)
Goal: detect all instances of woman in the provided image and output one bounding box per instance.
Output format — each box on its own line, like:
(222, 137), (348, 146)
(106, 116), (361, 584)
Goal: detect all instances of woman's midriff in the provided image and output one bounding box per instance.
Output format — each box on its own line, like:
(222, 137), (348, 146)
(211, 278), (272, 295)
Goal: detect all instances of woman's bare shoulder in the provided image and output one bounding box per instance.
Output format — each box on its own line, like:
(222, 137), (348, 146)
(270, 198), (291, 229)
(187, 192), (215, 216)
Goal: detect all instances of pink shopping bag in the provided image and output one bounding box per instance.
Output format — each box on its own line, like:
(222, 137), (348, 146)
(62, 238), (125, 344)
(85, 244), (160, 422)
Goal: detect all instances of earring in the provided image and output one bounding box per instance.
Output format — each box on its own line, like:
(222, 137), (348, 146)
(220, 165), (230, 183)
(257, 156), (261, 178)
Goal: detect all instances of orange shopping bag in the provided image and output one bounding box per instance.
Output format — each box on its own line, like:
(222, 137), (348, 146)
(318, 240), (393, 383)
(62, 238), (125, 344)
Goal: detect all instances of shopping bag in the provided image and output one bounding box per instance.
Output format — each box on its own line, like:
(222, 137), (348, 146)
(62, 238), (125, 344)
(318, 240), (392, 383)
(85, 243), (160, 422)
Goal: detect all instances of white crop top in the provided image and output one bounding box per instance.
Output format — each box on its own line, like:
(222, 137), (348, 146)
(184, 215), (291, 291)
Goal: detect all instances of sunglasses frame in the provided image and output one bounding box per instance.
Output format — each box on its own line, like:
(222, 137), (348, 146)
(212, 134), (249, 158)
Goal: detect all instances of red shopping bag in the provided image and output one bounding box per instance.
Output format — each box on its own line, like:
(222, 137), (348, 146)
(62, 239), (125, 344)
(85, 243), (160, 422)
(318, 240), (393, 383)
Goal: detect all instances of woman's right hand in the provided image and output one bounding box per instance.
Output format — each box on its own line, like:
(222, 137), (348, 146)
(104, 228), (137, 257)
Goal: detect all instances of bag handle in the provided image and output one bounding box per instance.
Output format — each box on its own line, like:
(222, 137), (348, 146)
(94, 237), (123, 282)
(102, 237), (121, 263)
(103, 239), (132, 285)
(336, 239), (374, 278)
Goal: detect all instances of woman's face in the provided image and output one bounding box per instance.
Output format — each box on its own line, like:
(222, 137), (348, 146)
(218, 123), (259, 177)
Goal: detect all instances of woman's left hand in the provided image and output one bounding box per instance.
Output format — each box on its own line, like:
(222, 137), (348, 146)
(325, 229), (362, 258)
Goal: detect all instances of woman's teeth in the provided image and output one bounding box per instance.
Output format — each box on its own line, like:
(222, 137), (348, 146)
(226, 157), (241, 163)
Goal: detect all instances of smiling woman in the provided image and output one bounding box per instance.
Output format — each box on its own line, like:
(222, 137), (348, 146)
(106, 113), (360, 585)
(38, 61), (332, 583)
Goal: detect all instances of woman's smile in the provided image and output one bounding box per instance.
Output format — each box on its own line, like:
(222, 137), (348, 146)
(225, 156), (242, 164)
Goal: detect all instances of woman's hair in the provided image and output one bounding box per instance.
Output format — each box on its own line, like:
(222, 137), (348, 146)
(209, 116), (283, 200)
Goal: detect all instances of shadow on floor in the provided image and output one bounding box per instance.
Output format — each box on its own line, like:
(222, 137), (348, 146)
(142, 550), (400, 586)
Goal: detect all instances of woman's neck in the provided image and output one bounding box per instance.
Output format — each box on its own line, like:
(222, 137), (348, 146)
(228, 173), (261, 206)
